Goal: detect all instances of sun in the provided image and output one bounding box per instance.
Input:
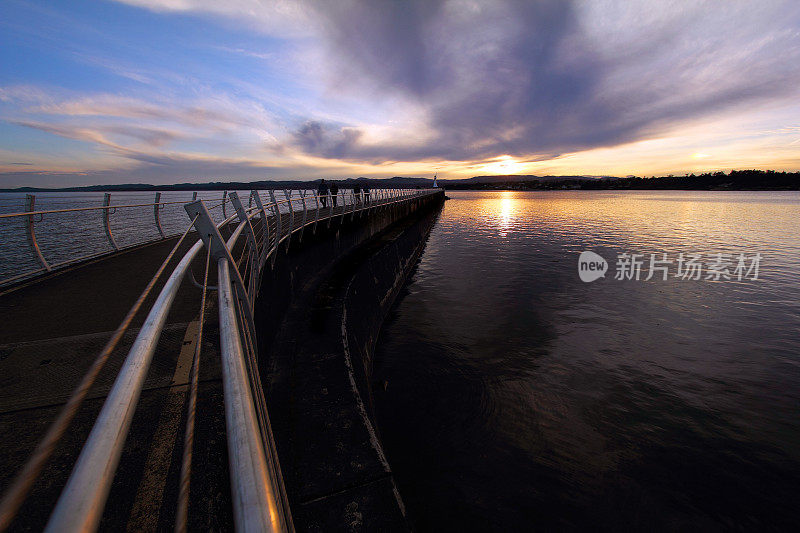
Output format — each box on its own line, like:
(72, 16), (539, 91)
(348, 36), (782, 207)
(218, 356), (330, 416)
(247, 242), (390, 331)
(477, 155), (530, 175)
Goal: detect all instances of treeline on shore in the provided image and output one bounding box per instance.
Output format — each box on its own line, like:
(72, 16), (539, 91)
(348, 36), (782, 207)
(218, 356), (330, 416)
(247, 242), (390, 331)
(2, 170), (798, 193)
(583, 170), (800, 190)
(444, 170), (800, 191)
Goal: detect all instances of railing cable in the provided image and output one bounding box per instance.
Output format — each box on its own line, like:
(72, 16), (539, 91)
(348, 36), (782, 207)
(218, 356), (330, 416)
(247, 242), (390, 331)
(0, 214), (199, 533)
(175, 242), (211, 533)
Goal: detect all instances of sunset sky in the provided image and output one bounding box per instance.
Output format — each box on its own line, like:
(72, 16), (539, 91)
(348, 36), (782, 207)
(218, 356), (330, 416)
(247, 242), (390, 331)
(1, 0), (799, 187)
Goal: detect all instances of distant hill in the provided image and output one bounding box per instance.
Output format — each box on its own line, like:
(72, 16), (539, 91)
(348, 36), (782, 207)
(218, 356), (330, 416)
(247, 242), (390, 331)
(0, 177), (431, 192)
(441, 170), (799, 190)
(1, 170), (797, 192)
(580, 170), (800, 190)
(462, 174), (604, 183)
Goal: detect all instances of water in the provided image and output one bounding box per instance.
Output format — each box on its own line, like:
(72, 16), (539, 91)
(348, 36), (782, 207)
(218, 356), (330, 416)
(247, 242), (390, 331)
(373, 191), (800, 531)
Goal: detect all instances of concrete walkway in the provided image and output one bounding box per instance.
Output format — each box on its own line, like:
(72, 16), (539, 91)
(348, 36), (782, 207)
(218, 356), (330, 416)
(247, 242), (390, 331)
(0, 236), (231, 531)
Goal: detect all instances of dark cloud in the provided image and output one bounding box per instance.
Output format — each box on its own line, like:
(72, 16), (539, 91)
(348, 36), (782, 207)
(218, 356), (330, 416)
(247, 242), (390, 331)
(292, 121), (363, 158)
(293, 0), (800, 163)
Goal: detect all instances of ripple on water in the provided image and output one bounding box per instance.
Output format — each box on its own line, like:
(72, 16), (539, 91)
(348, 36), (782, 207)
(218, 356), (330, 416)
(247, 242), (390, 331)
(374, 190), (800, 530)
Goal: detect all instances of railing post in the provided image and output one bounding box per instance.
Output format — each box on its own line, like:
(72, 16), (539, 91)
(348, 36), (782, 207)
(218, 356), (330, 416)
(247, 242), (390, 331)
(268, 190), (282, 257)
(24, 194), (50, 272)
(154, 192), (166, 239)
(251, 191), (270, 270)
(298, 190), (307, 243)
(268, 200), (280, 267)
(327, 191), (333, 227)
(222, 190), (228, 219)
(217, 258), (288, 533)
(229, 192), (260, 307)
(282, 190), (293, 250)
(185, 201), (256, 329)
(313, 190), (320, 233)
(183, 200), (288, 531)
(338, 190), (346, 224)
(192, 191), (197, 201)
(102, 193), (119, 251)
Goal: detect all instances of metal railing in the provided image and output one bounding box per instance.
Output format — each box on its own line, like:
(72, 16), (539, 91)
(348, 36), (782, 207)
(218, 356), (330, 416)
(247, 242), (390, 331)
(0, 187), (439, 532)
(0, 191), (230, 287)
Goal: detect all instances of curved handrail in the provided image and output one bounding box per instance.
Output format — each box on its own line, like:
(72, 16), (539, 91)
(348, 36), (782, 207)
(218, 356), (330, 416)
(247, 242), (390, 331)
(0, 192), (233, 288)
(41, 209), (247, 532)
(44, 238), (205, 533)
(8, 187), (439, 533)
(191, 188), (431, 532)
(0, 187), (407, 289)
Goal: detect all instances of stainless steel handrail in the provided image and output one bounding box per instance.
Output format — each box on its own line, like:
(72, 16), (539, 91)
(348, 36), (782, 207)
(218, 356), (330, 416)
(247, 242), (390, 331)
(44, 242), (204, 532)
(41, 209), (246, 532)
(218, 258), (285, 531)
(14, 187), (439, 533)
(202, 188), (433, 532)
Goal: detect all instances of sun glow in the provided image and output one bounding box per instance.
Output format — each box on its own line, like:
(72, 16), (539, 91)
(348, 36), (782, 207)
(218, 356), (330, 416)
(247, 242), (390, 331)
(477, 155), (530, 175)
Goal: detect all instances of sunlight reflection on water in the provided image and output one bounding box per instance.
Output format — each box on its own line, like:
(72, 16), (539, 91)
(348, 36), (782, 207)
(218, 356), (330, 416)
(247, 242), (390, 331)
(375, 190), (800, 531)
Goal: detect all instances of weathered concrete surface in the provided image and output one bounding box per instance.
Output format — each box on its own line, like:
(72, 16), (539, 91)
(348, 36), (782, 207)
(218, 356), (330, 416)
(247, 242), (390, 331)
(259, 193), (443, 531)
(0, 236), (202, 343)
(0, 235), (232, 531)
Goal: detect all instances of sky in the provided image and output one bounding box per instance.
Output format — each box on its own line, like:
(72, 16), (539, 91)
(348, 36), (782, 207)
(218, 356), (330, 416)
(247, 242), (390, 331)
(1, 0), (799, 187)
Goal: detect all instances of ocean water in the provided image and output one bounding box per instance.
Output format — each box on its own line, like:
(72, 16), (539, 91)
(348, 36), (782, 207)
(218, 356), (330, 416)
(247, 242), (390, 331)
(373, 191), (800, 531)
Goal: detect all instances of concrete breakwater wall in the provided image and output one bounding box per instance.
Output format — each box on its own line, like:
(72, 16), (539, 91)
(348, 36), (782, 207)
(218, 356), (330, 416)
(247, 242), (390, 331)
(341, 203), (441, 432)
(255, 191), (443, 531)
(254, 191), (443, 356)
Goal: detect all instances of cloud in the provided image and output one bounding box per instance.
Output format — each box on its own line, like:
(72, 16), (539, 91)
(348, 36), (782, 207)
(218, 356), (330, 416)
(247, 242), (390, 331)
(0, 87), (284, 159)
(291, 121), (363, 159)
(113, 0), (315, 37)
(4, 0), (800, 186)
(25, 93), (264, 131)
(292, 0), (800, 162)
(14, 120), (182, 149)
(0, 149), (382, 188)
(135, 1), (800, 165)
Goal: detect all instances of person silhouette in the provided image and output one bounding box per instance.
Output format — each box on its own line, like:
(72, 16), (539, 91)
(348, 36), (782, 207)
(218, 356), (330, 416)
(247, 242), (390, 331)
(330, 182), (339, 208)
(318, 179), (329, 208)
